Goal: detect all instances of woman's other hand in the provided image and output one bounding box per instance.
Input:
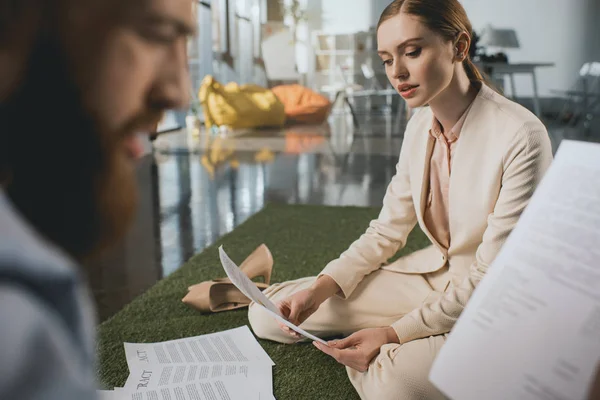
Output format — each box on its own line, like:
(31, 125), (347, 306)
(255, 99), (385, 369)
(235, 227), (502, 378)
(276, 274), (340, 339)
(313, 327), (399, 372)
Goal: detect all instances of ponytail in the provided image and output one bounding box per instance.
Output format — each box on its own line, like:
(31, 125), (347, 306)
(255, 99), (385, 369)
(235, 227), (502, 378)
(463, 58), (482, 81)
(463, 57), (503, 95)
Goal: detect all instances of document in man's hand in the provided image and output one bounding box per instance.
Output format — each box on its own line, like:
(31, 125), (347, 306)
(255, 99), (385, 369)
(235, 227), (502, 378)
(219, 246), (328, 345)
(430, 140), (600, 400)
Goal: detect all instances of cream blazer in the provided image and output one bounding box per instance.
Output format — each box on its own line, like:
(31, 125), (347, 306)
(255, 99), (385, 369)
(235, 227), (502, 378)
(320, 83), (553, 344)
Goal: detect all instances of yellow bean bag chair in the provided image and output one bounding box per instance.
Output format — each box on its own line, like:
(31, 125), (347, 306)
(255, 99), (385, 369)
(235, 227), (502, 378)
(199, 75), (286, 130)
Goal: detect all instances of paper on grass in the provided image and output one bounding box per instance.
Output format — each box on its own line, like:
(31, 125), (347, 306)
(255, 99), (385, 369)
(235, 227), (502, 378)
(124, 362), (273, 397)
(429, 140), (600, 400)
(124, 326), (274, 368)
(218, 246), (328, 345)
(120, 376), (254, 400)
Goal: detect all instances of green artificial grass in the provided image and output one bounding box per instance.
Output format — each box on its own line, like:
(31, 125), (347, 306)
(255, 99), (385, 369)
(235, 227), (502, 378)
(97, 203), (430, 399)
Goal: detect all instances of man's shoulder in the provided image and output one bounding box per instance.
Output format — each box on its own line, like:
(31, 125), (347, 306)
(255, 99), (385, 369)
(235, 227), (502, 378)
(0, 191), (77, 283)
(0, 191), (92, 332)
(0, 191), (97, 355)
(0, 284), (97, 400)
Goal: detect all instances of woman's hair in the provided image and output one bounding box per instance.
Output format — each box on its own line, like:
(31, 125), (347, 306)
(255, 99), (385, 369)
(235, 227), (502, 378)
(377, 0), (494, 87)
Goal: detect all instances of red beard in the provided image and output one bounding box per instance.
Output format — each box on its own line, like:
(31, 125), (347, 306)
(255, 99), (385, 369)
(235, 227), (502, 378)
(0, 33), (139, 262)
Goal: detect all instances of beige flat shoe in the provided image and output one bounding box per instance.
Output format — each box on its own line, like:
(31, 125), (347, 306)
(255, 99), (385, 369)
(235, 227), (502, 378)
(182, 244), (273, 313)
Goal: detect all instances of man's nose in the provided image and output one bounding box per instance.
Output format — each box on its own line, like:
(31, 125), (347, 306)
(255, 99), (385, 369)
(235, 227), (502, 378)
(150, 40), (190, 111)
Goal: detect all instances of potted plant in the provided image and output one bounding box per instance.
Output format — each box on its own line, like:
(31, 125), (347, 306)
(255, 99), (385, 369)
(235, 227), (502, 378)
(186, 91), (202, 137)
(279, 0), (307, 48)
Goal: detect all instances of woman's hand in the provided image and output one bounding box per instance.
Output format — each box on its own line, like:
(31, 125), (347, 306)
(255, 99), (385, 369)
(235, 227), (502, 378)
(277, 288), (320, 339)
(277, 275), (340, 339)
(313, 327), (399, 372)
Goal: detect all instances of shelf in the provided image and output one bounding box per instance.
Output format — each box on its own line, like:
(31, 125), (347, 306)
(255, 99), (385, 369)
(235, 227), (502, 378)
(309, 30), (380, 91)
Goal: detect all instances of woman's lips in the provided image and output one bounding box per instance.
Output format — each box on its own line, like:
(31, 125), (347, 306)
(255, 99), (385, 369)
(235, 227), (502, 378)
(398, 85), (419, 98)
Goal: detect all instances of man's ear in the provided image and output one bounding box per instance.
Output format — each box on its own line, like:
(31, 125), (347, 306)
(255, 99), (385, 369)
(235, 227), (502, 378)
(0, 2), (42, 102)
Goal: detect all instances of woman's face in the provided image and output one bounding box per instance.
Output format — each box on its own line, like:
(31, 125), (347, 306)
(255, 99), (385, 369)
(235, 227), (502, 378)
(377, 12), (457, 108)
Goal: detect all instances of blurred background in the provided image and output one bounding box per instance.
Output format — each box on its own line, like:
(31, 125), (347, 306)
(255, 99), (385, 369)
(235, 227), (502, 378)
(88, 0), (600, 321)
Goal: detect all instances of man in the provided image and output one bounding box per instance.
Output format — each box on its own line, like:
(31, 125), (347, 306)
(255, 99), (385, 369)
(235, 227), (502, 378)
(0, 0), (193, 398)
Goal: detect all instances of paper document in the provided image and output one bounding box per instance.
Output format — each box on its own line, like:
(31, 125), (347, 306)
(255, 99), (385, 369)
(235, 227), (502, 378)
(430, 140), (600, 400)
(124, 326), (274, 367)
(262, 307), (328, 345)
(105, 326), (275, 399)
(219, 246), (328, 345)
(122, 326), (274, 398)
(121, 377), (253, 400)
(124, 363), (273, 396)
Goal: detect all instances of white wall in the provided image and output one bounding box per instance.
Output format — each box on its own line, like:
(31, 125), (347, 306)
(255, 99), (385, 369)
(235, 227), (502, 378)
(369, 0), (598, 98)
(320, 0), (373, 34)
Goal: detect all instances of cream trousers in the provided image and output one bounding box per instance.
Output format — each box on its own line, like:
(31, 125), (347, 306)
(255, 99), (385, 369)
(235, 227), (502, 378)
(248, 267), (451, 400)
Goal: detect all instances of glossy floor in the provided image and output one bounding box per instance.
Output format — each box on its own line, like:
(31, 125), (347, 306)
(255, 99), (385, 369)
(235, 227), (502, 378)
(88, 108), (596, 321)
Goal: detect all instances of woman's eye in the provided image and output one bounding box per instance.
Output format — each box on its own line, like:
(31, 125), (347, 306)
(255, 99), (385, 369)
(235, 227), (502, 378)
(381, 59), (393, 66)
(405, 48), (422, 58)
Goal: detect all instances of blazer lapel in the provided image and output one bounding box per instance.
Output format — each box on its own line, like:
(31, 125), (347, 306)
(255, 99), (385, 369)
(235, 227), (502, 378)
(447, 84), (492, 237)
(411, 118), (437, 245)
(418, 136), (435, 220)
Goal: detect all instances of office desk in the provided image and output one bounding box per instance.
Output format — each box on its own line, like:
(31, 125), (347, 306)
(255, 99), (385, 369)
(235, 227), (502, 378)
(476, 62), (555, 117)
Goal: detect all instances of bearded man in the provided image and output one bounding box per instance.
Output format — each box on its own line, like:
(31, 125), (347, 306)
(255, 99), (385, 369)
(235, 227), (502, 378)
(0, 0), (193, 398)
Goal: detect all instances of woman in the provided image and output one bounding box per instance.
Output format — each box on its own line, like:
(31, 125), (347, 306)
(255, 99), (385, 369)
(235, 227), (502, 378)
(249, 0), (553, 398)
